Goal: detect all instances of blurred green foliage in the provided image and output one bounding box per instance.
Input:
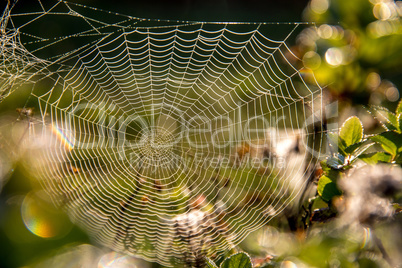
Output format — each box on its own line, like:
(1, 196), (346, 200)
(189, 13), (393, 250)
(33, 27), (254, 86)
(299, 0), (402, 111)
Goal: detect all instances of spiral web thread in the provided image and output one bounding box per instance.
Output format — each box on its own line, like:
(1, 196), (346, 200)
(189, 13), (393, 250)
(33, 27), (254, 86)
(0, 1), (325, 266)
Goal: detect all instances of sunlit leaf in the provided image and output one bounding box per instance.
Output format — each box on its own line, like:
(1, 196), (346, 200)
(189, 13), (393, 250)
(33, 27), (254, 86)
(344, 140), (373, 158)
(370, 132), (402, 158)
(369, 106), (398, 131)
(351, 142), (374, 159)
(317, 175), (342, 202)
(358, 152), (392, 164)
(339, 116), (363, 149)
(397, 113), (402, 133)
(396, 99), (402, 115)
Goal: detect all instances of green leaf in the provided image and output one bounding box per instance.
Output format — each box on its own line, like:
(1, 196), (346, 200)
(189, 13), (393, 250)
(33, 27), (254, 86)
(344, 140), (373, 157)
(344, 141), (363, 155)
(317, 175), (342, 202)
(388, 113), (398, 131)
(339, 116), (363, 148)
(397, 113), (402, 133)
(220, 253), (252, 268)
(206, 258), (219, 268)
(358, 152), (392, 164)
(370, 132), (402, 158)
(351, 142), (374, 158)
(396, 99), (402, 115)
(370, 106), (398, 131)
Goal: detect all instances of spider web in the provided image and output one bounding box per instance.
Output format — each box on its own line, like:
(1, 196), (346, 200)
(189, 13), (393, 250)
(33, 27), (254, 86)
(0, 1), (325, 266)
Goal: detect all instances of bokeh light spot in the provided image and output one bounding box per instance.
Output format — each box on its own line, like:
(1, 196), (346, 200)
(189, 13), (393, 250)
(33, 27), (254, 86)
(331, 26), (344, 40)
(318, 24), (333, 39)
(377, 20), (393, 35)
(257, 226), (280, 248)
(374, 3), (391, 20)
(98, 252), (149, 268)
(311, 0), (330, 14)
(281, 260), (298, 268)
(373, 2), (397, 20)
(385, 86), (400, 102)
(325, 48), (343, 66)
(366, 72), (381, 90)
